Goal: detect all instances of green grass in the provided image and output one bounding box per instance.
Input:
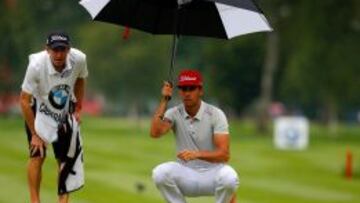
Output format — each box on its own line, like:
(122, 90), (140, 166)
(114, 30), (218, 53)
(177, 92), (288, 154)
(0, 116), (359, 203)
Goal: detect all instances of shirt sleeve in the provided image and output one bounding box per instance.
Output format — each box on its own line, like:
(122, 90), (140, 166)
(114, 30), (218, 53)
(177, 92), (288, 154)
(214, 108), (229, 135)
(21, 57), (38, 95)
(164, 107), (176, 124)
(78, 55), (88, 78)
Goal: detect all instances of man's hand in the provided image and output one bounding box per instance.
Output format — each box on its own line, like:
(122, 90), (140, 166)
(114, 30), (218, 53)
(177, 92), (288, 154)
(73, 101), (82, 123)
(177, 150), (199, 161)
(74, 78), (85, 123)
(30, 134), (45, 157)
(74, 110), (81, 123)
(162, 81), (173, 100)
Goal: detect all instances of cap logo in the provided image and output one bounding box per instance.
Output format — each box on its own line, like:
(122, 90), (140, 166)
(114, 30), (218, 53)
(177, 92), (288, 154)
(51, 35), (67, 41)
(180, 76), (197, 82)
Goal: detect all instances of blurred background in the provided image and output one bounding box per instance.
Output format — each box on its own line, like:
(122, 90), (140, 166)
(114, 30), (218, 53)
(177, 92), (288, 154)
(0, 0), (359, 203)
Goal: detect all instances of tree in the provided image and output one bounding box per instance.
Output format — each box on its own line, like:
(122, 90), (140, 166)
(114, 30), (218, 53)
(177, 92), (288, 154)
(0, 0), (37, 91)
(255, 0), (294, 133)
(280, 0), (360, 128)
(77, 24), (170, 115)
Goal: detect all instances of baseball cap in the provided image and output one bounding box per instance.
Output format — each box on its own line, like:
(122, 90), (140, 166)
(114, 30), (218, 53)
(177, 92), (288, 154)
(177, 70), (203, 87)
(46, 32), (70, 49)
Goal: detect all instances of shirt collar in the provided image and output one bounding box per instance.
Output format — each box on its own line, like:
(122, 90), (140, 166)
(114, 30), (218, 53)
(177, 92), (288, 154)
(183, 100), (205, 121)
(47, 53), (72, 75)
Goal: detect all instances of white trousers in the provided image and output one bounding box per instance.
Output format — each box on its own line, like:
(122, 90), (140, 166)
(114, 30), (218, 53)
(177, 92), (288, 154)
(152, 162), (239, 203)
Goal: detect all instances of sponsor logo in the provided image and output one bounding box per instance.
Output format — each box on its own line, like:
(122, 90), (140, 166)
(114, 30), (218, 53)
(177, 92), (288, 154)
(285, 128), (300, 146)
(51, 35), (67, 42)
(180, 76), (197, 82)
(39, 103), (64, 122)
(48, 84), (70, 110)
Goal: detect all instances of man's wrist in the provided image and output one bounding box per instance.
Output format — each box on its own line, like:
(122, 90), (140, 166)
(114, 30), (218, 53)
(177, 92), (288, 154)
(164, 96), (171, 101)
(75, 103), (82, 112)
(30, 129), (37, 136)
(32, 133), (39, 139)
(161, 94), (171, 101)
(160, 96), (171, 103)
(194, 151), (201, 159)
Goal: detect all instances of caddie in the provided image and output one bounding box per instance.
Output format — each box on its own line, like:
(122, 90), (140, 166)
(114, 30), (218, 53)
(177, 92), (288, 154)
(20, 31), (88, 203)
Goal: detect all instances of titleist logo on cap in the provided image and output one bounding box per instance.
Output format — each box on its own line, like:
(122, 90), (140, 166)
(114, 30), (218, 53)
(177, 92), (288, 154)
(180, 76), (197, 81)
(51, 35), (67, 41)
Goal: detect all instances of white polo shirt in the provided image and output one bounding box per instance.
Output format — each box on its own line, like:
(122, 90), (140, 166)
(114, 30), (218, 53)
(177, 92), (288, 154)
(21, 48), (88, 143)
(164, 101), (230, 171)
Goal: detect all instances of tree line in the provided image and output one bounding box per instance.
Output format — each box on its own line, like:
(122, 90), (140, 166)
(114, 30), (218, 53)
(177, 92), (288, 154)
(1, 0), (359, 129)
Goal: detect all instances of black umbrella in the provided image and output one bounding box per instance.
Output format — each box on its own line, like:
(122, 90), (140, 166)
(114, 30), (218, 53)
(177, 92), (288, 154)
(79, 0), (272, 81)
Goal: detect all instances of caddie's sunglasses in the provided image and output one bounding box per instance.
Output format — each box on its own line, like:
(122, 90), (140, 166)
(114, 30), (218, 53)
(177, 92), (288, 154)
(178, 86), (199, 92)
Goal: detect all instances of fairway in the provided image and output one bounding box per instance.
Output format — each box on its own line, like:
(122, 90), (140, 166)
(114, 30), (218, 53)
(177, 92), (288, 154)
(0, 116), (359, 203)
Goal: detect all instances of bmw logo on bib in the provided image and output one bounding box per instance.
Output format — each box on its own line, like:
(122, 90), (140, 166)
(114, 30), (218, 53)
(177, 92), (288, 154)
(48, 84), (70, 110)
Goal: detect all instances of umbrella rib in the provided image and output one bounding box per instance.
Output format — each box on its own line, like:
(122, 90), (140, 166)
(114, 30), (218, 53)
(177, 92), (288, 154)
(249, 0), (273, 29)
(214, 3), (230, 39)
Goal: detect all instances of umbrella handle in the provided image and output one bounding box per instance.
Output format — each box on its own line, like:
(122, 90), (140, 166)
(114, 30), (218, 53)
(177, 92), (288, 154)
(168, 4), (180, 84)
(166, 4), (180, 101)
(166, 34), (178, 101)
(168, 34), (179, 83)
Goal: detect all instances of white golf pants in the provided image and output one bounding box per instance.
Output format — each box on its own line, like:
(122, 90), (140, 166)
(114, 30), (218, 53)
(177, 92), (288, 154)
(152, 162), (239, 203)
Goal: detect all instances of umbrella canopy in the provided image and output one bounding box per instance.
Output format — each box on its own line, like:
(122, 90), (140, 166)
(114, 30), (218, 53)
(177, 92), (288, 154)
(79, 0), (272, 39)
(79, 0), (272, 83)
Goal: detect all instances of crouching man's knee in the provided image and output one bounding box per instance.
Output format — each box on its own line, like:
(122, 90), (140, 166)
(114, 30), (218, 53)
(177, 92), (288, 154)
(152, 162), (176, 187)
(216, 165), (239, 192)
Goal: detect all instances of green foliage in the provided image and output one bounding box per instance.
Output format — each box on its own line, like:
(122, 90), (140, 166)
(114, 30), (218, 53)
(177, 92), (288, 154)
(0, 1), (36, 88)
(77, 23), (170, 111)
(0, 0), (359, 118)
(280, 0), (360, 109)
(202, 35), (266, 112)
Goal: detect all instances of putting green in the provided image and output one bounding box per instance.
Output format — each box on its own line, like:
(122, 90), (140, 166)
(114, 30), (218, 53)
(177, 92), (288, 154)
(0, 117), (359, 203)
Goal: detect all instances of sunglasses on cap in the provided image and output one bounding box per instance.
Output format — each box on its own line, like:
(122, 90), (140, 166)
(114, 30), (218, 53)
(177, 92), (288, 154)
(178, 86), (200, 91)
